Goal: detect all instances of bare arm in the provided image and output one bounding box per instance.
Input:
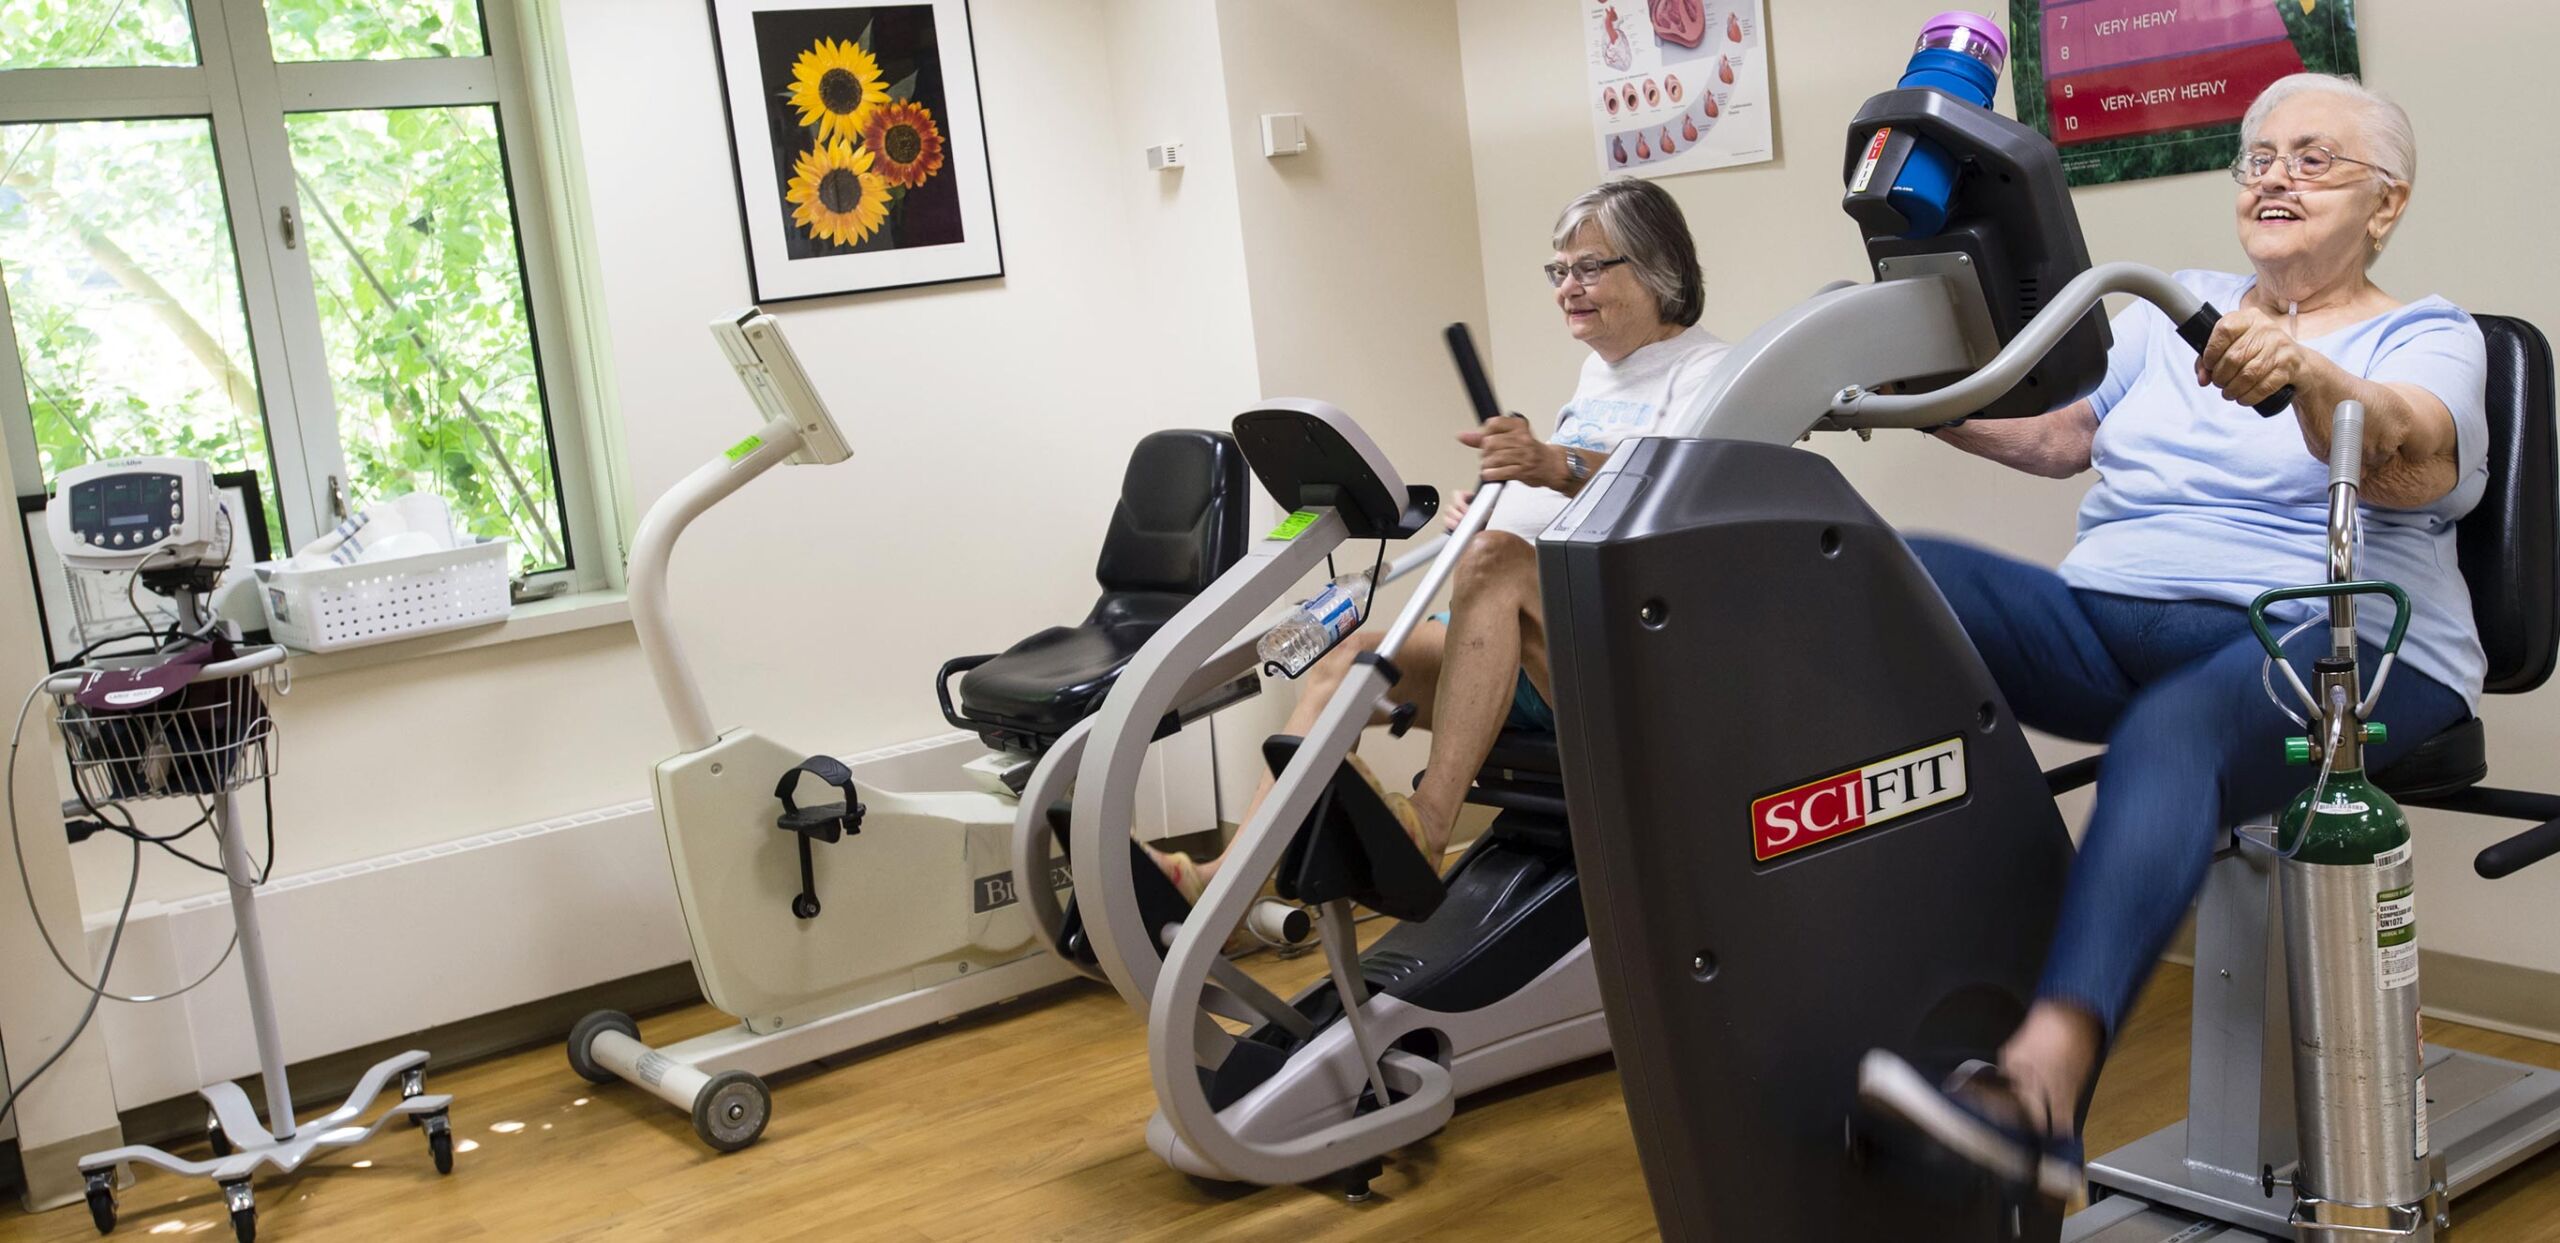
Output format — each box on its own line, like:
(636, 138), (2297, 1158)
(2198, 309), (2461, 509)
(1923, 401), (2098, 480)
(1460, 416), (1612, 496)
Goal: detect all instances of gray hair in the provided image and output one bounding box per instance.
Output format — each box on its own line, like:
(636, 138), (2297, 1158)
(1552, 178), (1704, 327)
(2240, 73), (2416, 184)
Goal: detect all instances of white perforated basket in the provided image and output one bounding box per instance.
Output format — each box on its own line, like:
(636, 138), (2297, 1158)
(253, 540), (512, 653)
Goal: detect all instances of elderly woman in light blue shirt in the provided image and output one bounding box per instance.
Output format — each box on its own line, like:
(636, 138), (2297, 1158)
(1862, 73), (2488, 1202)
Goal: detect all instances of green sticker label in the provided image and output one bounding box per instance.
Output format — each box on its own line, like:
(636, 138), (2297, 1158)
(1267, 510), (1318, 541)
(724, 434), (765, 463)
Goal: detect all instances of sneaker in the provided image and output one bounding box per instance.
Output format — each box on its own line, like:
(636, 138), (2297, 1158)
(1856, 1049), (2084, 1205)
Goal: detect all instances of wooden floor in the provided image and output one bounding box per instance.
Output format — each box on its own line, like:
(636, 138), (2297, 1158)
(11, 951), (2560, 1242)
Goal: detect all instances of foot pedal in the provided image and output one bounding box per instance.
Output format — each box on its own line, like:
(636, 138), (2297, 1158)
(1264, 736), (1446, 922)
(775, 757), (864, 920)
(1049, 823), (1197, 964)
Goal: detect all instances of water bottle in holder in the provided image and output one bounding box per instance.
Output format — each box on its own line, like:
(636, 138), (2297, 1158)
(1259, 572), (1372, 679)
(1868, 12), (2008, 239)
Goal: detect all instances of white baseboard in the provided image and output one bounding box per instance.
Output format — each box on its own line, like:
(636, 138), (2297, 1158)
(84, 799), (688, 1110)
(70, 723), (1222, 1113)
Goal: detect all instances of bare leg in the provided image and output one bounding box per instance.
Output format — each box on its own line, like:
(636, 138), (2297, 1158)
(1407, 531), (1544, 852)
(1145, 620), (1449, 899)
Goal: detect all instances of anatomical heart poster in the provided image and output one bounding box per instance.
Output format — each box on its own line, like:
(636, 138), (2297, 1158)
(1585, 0), (1774, 177)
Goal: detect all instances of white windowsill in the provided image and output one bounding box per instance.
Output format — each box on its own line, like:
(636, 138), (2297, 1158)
(277, 589), (632, 680)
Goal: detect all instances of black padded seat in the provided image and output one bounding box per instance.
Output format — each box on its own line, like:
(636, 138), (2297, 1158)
(2454, 315), (2558, 697)
(2370, 315), (2555, 801)
(1461, 727), (1570, 826)
(2373, 716), (2487, 802)
(948, 593), (1189, 745)
(943, 429), (1249, 756)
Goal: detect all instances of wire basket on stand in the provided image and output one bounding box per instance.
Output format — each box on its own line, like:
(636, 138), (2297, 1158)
(54, 663), (282, 807)
(52, 646), (450, 1243)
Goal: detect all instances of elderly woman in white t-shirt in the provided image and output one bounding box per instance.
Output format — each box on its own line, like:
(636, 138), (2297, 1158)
(1147, 177), (1730, 900)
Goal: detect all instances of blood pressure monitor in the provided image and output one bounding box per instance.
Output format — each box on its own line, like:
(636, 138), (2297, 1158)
(47, 456), (228, 572)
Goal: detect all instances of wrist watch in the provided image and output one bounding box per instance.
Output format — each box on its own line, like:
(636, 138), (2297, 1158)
(1563, 448), (1590, 486)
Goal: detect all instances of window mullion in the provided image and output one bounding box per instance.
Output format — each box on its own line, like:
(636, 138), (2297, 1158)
(482, 0), (606, 588)
(0, 281), (42, 499)
(201, 0), (347, 550)
(272, 57), (497, 111)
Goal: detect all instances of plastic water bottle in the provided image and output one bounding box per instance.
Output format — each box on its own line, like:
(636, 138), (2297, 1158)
(1258, 573), (1371, 678)
(1889, 12), (2008, 238)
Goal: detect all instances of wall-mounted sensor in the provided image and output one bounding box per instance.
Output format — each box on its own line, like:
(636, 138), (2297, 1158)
(1260, 113), (1307, 158)
(1146, 142), (1185, 171)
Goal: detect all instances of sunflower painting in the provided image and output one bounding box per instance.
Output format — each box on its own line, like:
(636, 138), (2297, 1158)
(712, 0), (1001, 301)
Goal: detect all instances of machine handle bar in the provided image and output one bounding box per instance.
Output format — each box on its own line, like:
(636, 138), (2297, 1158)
(2175, 301), (2297, 417)
(2248, 581), (2411, 660)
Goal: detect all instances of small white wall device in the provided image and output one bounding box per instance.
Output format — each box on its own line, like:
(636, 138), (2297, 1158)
(1260, 112), (1307, 157)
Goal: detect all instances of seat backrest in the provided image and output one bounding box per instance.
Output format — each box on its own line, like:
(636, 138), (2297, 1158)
(1094, 429), (1249, 597)
(2463, 314), (2558, 695)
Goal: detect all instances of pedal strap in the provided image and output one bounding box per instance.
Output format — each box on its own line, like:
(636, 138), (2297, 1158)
(773, 756), (862, 922)
(774, 756), (863, 842)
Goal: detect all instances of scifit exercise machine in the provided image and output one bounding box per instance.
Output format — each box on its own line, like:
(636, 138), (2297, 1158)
(1030, 378), (1610, 1194)
(1533, 64), (2560, 1243)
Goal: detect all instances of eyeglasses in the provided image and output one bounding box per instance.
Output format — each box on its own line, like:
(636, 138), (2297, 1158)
(2230, 145), (2400, 185)
(1543, 255), (1633, 287)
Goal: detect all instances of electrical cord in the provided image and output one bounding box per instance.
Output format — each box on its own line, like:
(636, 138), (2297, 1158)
(9, 671), (241, 1005)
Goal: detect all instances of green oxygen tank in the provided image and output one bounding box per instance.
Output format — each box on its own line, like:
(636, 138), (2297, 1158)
(2250, 396), (2439, 1239)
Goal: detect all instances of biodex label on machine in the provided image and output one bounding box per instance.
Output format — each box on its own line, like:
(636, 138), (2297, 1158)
(1751, 736), (1966, 862)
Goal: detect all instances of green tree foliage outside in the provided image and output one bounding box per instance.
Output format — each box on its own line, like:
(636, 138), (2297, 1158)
(290, 104), (567, 571)
(0, 0), (565, 573)
(0, 0), (194, 70)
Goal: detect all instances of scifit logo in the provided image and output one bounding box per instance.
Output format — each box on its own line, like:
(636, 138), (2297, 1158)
(1751, 736), (1966, 862)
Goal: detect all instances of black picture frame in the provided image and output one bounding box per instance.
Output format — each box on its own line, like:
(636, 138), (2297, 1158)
(706, 0), (1004, 304)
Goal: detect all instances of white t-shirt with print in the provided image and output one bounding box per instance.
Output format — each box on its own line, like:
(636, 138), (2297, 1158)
(1486, 324), (1730, 543)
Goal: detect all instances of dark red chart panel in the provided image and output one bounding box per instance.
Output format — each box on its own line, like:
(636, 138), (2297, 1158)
(2045, 36), (2305, 146)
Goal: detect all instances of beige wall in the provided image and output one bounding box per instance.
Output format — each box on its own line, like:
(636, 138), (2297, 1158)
(1454, 0), (2560, 974)
(1205, 0), (1492, 808)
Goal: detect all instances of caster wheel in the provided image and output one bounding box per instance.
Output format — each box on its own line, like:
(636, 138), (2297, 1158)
(692, 1069), (771, 1153)
(566, 1010), (640, 1084)
(220, 1181), (254, 1243)
(424, 1110), (454, 1175)
(207, 1111), (232, 1157)
(81, 1169), (115, 1235)
(791, 892), (820, 919)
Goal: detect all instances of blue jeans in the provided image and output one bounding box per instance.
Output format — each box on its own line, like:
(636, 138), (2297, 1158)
(1909, 537), (2470, 1037)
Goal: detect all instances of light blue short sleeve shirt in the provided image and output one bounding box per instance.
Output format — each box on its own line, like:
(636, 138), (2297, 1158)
(2060, 269), (2492, 705)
